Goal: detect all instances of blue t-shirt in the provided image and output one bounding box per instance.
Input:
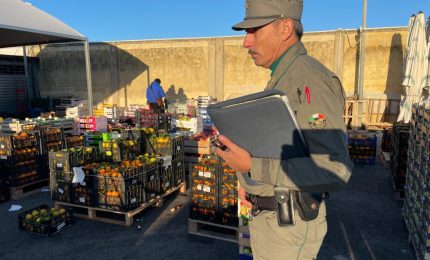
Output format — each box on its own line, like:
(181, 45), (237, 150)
(146, 81), (166, 103)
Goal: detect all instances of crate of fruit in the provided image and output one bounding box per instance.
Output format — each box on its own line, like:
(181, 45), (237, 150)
(0, 132), (38, 150)
(97, 185), (144, 211)
(18, 204), (73, 236)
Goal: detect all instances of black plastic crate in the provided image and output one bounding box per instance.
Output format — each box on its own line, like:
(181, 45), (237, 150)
(145, 178), (161, 201)
(18, 204), (73, 236)
(190, 192), (217, 208)
(189, 206), (217, 222)
(97, 184), (143, 211)
(50, 171), (73, 203)
(160, 165), (173, 193)
(218, 209), (239, 226)
(71, 172), (96, 207)
(8, 167), (40, 187)
(144, 163), (159, 183)
(171, 157), (185, 187)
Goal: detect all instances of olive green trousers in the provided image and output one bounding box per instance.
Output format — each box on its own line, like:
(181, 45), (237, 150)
(249, 202), (327, 260)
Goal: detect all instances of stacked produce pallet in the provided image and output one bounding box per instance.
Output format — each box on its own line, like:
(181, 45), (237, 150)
(84, 132), (103, 150)
(402, 104), (430, 260)
(175, 115), (203, 133)
(188, 155), (239, 242)
(153, 134), (185, 193)
(0, 132), (46, 199)
(49, 148), (99, 205)
(38, 125), (63, 156)
(136, 109), (172, 131)
(219, 163), (238, 226)
(103, 106), (124, 120)
(78, 116), (108, 134)
(55, 98), (87, 118)
(64, 135), (84, 149)
(197, 96), (215, 135)
(189, 155), (219, 223)
(347, 132), (377, 165)
(391, 122), (410, 198)
(99, 139), (139, 163)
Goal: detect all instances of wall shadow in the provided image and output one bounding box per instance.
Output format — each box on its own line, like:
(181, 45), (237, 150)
(354, 29), (361, 95)
(165, 84), (189, 103)
(36, 42), (149, 107)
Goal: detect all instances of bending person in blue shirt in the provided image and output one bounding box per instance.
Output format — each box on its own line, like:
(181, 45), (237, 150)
(146, 78), (166, 114)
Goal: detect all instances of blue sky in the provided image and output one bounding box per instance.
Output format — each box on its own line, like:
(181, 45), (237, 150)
(28, 0), (430, 42)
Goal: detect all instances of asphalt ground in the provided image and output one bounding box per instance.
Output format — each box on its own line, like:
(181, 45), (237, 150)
(0, 163), (415, 260)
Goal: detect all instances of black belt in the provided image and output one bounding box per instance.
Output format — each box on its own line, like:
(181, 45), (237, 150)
(254, 196), (278, 211)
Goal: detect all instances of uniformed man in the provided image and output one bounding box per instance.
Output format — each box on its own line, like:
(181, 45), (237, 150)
(215, 0), (353, 259)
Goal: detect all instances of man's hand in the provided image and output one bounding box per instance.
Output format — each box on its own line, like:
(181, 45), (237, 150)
(215, 135), (251, 173)
(238, 186), (252, 208)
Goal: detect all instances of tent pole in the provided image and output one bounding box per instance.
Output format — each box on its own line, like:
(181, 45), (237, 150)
(357, 0), (367, 128)
(84, 39), (93, 116)
(22, 46), (32, 107)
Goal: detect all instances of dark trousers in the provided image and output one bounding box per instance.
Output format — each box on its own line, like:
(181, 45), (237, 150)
(149, 103), (164, 114)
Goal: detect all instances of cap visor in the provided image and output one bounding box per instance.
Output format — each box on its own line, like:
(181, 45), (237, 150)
(232, 18), (277, 31)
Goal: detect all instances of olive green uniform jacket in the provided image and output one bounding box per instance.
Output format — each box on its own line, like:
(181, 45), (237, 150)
(238, 42), (353, 195)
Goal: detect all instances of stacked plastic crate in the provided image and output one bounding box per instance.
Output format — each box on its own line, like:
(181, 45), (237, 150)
(0, 132), (40, 188)
(154, 134), (185, 193)
(391, 122), (410, 194)
(190, 155), (219, 222)
(78, 116), (108, 134)
(347, 132), (377, 165)
(49, 148), (98, 206)
(189, 155), (238, 226)
(218, 162), (238, 226)
(96, 161), (147, 211)
(403, 104), (430, 260)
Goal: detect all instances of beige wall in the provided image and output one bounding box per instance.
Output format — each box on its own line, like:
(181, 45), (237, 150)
(5, 27), (407, 107)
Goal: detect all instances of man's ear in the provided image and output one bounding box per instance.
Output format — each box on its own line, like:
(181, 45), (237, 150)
(281, 19), (294, 41)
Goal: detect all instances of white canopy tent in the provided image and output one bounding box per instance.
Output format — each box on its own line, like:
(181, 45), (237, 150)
(398, 12), (429, 123)
(0, 0), (93, 115)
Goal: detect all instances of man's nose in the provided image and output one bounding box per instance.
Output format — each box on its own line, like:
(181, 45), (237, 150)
(243, 33), (253, 49)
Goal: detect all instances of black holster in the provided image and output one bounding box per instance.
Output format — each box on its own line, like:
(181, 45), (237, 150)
(294, 191), (323, 221)
(274, 187), (295, 226)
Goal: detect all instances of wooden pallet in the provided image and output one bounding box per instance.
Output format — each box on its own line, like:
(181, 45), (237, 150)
(55, 182), (186, 226)
(10, 178), (49, 200)
(188, 218), (238, 243)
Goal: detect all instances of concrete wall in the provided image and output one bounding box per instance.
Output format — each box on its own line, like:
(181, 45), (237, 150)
(5, 27), (407, 107)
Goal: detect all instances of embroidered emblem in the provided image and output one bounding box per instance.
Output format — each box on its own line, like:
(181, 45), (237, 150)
(308, 113), (327, 131)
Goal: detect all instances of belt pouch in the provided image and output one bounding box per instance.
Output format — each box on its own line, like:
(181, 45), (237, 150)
(274, 186), (295, 226)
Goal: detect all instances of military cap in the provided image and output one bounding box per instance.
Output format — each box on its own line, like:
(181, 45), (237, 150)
(232, 0), (303, 31)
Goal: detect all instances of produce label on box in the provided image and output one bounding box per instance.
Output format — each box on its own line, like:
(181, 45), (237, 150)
(203, 185), (211, 193)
